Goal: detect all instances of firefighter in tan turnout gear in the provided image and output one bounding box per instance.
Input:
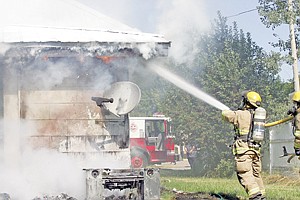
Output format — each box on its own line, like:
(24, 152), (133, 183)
(287, 91), (300, 156)
(222, 91), (267, 200)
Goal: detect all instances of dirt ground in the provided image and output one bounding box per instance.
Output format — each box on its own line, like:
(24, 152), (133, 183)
(173, 192), (240, 200)
(161, 187), (240, 200)
(174, 193), (238, 200)
(153, 158), (191, 170)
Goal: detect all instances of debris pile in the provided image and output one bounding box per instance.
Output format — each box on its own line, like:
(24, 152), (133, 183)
(32, 193), (77, 200)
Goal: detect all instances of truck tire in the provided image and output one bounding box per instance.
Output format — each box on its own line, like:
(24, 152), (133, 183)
(131, 151), (149, 168)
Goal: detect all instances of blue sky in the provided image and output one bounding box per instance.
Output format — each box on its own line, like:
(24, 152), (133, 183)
(77, 0), (288, 49)
(207, 0), (286, 50)
(208, 1), (292, 80)
(77, 0), (293, 80)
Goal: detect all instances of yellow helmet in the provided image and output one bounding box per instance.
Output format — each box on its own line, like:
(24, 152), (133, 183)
(246, 91), (262, 107)
(292, 91), (300, 102)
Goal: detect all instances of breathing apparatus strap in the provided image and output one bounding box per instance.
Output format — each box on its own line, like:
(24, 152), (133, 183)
(291, 105), (299, 136)
(233, 124), (238, 136)
(247, 109), (254, 142)
(235, 96), (247, 138)
(292, 116), (296, 136)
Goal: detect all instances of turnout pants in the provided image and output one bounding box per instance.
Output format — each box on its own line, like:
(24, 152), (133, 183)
(235, 152), (265, 199)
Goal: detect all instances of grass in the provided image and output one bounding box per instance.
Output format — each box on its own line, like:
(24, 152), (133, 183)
(160, 169), (300, 200)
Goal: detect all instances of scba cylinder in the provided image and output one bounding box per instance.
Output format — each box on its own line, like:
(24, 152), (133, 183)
(252, 107), (266, 142)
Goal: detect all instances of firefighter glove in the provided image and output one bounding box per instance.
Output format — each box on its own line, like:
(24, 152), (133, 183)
(287, 106), (297, 116)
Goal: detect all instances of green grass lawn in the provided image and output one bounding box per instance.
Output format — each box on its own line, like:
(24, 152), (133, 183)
(160, 169), (300, 200)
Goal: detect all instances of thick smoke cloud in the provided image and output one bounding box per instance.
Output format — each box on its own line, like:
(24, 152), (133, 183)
(156, 0), (210, 64)
(18, 55), (114, 91)
(0, 0), (212, 198)
(0, 44), (10, 55)
(78, 0), (210, 65)
(0, 149), (85, 200)
(0, 120), (85, 200)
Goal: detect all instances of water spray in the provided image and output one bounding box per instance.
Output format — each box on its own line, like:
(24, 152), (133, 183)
(148, 64), (230, 111)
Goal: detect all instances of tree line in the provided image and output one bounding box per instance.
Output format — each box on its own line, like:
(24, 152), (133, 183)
(131, 4), (297, 176)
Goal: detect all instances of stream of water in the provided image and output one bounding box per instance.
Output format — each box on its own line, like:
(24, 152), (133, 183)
(149, 65), (230, 111)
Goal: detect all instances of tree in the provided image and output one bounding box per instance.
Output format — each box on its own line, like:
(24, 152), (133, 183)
(258, 0), (300, 51)
(132, 12), (292, 176)
(191, 13), (291, 175)
(258, 0), (300, 90)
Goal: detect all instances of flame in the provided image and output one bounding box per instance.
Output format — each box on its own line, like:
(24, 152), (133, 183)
(96, 55), (114, 64)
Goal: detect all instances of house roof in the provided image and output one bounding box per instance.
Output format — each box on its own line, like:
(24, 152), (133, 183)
(0, 0), (170, 44)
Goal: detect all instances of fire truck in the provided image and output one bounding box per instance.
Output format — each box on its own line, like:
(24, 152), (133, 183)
(129, 115), (177, 168)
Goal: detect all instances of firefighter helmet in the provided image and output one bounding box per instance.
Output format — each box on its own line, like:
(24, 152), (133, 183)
(292, 91), (300, 102)
(246, 91), (261, 107)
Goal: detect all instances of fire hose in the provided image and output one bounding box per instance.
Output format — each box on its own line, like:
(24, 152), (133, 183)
(265, 116), (294, 127)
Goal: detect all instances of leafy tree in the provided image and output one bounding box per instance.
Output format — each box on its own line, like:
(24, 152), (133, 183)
(132, 12), (292, 176)
(192, 13), (291, 175)
(258, 0), (300, 58)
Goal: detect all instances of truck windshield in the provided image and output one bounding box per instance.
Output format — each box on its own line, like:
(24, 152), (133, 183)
(145, 120), (167, 137)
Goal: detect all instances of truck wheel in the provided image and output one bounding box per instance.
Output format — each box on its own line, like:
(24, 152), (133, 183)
(131, 152), (148, 168)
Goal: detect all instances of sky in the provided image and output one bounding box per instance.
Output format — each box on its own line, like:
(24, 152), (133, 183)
(77, 0), (293, 80)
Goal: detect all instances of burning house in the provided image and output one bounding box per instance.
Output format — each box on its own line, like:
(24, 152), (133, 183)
(0, 0), (170, 199)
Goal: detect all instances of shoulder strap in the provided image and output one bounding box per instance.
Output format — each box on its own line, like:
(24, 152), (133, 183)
(292, 116), (296, 136)
(247, 109), (254, 141)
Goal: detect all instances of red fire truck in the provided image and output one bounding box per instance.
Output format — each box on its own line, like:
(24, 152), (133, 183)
(129, 114), (177, 168)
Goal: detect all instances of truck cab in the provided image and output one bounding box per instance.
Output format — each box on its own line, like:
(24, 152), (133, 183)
(129, 115), (176, 168)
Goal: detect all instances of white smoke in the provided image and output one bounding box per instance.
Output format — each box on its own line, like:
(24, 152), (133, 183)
(29, 62), (75, 90)
(77, 0), (211, 64)
(0, 1), (213, 198)
(156, 0), (210, 64)
(0, 149), (85, 200)
(137, 43), (157, 60)
(15, 54), (114, 91)
(0, 120), (85, 200)
(0, 43), (10, 55)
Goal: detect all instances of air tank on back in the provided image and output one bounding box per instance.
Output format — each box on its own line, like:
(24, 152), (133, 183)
(252, 107), (267, 142)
